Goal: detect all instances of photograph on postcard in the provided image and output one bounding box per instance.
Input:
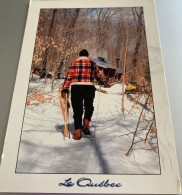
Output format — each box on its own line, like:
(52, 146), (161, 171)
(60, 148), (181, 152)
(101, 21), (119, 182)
(16, 7), (161, 174)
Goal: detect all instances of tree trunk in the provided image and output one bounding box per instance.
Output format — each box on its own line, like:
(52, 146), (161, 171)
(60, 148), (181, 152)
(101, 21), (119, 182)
(59, 9), (80, 72)
(132, 7), (143, 81)
(122, 28), (129, 113)
(42, 9), (58, 69)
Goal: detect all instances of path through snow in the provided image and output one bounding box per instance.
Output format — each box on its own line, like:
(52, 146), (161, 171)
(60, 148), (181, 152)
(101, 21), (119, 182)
(16, 78), (160, 174)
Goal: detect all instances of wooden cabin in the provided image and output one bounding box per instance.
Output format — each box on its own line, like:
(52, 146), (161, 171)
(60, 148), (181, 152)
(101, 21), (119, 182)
(94, 57), (122, 84)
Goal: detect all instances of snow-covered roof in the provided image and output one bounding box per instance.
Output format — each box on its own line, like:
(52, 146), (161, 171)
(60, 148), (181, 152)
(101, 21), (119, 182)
(94, 57), (116, 70)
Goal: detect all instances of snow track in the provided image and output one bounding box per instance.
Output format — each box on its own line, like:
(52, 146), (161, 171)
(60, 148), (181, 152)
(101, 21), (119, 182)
(16, 79), (160, 174)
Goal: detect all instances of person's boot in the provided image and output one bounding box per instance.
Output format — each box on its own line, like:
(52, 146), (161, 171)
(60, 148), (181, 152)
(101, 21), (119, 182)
(83, 119), (90, 135)
(73, 129), (82, 140)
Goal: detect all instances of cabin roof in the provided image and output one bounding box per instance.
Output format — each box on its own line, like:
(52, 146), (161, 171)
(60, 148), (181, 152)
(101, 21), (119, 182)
(94, 57), (116, 70)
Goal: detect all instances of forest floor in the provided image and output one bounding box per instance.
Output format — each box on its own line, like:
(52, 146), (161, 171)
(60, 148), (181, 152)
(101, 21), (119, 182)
(16, 78), (160, 174)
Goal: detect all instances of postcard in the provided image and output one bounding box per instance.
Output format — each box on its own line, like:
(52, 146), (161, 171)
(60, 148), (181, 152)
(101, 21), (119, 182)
(0, 0), (181, 194)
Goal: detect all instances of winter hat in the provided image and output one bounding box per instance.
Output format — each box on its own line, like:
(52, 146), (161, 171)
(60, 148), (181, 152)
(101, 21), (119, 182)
(79, 49), (89, 57)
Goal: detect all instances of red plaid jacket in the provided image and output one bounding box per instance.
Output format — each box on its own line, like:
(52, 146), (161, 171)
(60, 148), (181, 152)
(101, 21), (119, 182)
(63, 57), (103, 89)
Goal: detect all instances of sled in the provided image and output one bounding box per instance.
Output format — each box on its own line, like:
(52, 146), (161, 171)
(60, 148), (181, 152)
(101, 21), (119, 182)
(58, 83), (70, 139)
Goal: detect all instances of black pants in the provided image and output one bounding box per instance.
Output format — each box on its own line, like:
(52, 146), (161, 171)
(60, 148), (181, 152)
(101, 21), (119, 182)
(71, 85), (96, 130)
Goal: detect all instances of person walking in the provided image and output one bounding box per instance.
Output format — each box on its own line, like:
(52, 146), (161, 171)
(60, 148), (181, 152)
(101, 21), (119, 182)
(61, 49), (104, 140)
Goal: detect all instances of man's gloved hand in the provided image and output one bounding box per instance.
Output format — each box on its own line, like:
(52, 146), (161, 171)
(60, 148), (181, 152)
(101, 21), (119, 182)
(61, 89), (69, 98)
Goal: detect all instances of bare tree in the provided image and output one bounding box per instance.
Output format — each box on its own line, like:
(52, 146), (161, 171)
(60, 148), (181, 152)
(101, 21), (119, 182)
(132, 7), (144, 81)
(121, 26), (129, 113)
(42, 9), (58, 69)
(59, 8), (81, 71)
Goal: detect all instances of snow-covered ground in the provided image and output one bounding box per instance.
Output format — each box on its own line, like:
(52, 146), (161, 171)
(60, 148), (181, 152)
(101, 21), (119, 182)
(16, 78), (160, 174)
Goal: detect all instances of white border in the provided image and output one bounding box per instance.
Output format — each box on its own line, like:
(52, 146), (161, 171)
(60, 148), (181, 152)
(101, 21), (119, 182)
(0, 0), (181, 194)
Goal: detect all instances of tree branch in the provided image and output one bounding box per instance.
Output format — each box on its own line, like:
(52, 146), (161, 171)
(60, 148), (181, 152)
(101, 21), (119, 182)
(126, 95), (149, 156)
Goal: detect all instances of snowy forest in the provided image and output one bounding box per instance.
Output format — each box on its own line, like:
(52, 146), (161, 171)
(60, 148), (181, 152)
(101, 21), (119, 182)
(32, 8), (149, 82)
(16, 8), (160, 174)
